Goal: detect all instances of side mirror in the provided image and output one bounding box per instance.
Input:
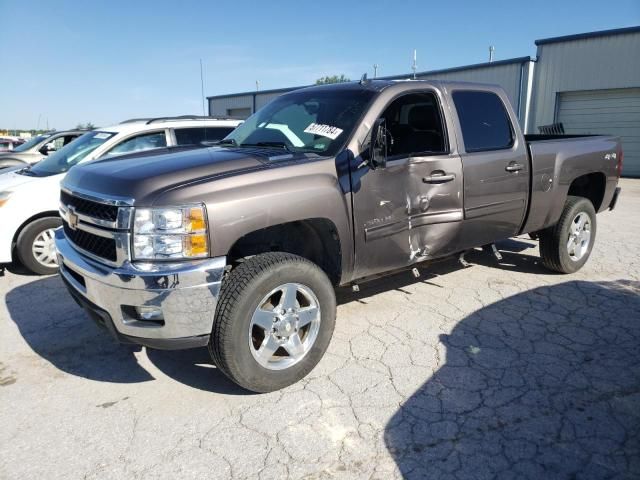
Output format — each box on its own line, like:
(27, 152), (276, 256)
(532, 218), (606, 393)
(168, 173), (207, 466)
(40, 142), (56, 155)
(369, 118), (387, 169)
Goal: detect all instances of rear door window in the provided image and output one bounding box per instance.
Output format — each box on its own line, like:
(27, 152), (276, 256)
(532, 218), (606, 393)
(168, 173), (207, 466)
(452, 91), (513, 152)
(106, 131), (167, 156)
(174, 127), (235, 146)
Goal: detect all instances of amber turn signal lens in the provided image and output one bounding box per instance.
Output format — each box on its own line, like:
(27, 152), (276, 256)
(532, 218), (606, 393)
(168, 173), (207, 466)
(187, 207), (207, 232)
(184, 234), (208, 257)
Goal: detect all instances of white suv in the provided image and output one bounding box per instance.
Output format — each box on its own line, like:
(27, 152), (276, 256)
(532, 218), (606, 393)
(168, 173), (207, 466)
(0, 116), (242, 274)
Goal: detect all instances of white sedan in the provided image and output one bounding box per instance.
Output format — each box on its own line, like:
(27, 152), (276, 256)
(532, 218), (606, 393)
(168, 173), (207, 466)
(0, 117), (241, 274)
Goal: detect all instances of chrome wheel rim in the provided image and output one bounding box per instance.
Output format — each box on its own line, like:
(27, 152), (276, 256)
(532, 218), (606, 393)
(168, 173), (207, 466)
(249, 283), (321, 371)
(32, 228), (58, 268)
(567, 212), (591, 262)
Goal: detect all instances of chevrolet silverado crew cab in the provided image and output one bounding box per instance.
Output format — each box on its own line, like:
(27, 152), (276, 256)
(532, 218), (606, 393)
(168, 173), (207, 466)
(55, 80), (622, 392)
(0, 116), (241, 275)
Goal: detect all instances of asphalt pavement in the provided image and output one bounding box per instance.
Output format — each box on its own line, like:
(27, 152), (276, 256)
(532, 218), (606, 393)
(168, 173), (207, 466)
(1, 179), (639, 479)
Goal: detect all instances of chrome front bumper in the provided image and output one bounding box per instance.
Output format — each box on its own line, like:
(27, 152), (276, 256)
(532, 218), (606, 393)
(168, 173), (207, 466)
(55, 228), (226, 349)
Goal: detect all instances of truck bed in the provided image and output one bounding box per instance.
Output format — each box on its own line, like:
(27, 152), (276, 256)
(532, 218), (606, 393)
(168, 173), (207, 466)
(524, 134), (598, 142)
(521, 134), (621, 235)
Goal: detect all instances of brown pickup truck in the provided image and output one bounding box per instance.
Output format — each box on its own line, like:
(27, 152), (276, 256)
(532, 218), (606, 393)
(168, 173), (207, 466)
(55, 80), (622, 392)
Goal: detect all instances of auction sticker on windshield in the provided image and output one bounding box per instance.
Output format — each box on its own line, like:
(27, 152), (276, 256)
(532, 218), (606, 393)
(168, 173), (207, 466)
(304, 123), (343, 140)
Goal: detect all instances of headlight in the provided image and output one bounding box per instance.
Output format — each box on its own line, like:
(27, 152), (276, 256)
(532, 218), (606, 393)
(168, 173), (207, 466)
(0, 191), (12, 208)
(132, 205), (209, 260)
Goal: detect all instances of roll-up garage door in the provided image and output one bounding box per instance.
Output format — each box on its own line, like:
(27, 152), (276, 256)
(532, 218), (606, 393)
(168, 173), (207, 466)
(557, 88), (640, 177)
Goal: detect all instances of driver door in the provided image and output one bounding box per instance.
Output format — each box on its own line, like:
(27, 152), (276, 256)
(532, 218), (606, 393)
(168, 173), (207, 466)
(351, 90), (464, 279)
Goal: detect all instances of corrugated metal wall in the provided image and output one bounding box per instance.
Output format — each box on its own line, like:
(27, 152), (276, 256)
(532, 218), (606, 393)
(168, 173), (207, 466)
(255, 92), (288, 110)
(208, 59), (533, 124)
(209, 95), (254, 118)
(209, 91), (298, 118)
(208, 29), (640, 137)
(529, 31), (640, 132)
(416, 61), (530, 124)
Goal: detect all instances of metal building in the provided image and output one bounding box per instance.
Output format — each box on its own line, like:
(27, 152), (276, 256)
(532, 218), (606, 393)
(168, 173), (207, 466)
(408, 57), (534, 130)
(209, 86), (303, 120)
(207, 26), (640, 176)
(208, 58), (535, 128)
(529, 26), (640, 176)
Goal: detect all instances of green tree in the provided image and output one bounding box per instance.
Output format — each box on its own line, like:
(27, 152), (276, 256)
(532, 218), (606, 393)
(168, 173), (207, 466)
(76, 122), (96, 130)
(315, 74), (350, 85)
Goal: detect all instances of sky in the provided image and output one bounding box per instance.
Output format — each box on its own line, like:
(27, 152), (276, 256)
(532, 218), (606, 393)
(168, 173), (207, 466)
(1, 0), (638, 130)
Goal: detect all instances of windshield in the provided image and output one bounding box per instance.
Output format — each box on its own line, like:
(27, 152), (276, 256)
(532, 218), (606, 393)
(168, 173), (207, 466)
(13, 134), (51, 152)
(223, 88), (376, 156)
(29, 131), (115, 176)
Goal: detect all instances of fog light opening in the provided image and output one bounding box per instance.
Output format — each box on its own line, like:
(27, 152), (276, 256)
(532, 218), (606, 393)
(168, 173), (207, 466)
(122, 305), (165, 326)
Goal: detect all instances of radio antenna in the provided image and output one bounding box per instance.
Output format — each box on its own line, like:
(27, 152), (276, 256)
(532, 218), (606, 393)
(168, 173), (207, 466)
(412, 49), (417, 79)
(200, 59), (206, 116)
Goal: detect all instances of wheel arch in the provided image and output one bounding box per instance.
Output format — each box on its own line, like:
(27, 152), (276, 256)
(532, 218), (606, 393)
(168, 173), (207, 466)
(227, 218), (343, 286)
(528, 170), (609, 234)
(567, 172), (607, 212)
(12, 210), (61, 245)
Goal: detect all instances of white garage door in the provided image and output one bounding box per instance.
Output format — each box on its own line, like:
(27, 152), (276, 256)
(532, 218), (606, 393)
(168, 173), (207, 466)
(557, 88), (640, 177)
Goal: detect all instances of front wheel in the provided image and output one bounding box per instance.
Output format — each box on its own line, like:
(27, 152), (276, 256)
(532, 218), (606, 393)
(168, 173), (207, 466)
(209, 252), (336, 392)
(16, 217), (62, 275)
(539, 196), (597, 274)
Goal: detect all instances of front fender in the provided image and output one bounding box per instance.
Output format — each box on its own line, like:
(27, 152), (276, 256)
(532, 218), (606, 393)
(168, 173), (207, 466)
(153, 158), (355, 282)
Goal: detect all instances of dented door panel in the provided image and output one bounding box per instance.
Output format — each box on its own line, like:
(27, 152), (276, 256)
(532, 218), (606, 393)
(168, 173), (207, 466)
(352, 153), (464, 279)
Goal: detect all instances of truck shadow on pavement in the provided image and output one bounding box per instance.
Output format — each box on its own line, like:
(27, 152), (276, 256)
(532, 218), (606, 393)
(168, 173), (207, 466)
(5, 275), (249, 395)
(336, 238), (545, 305)
(383, 279), (640, 479)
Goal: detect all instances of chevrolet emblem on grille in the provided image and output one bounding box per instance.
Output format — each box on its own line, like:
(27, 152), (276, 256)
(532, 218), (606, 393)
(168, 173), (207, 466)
(68, 206), (79, 230)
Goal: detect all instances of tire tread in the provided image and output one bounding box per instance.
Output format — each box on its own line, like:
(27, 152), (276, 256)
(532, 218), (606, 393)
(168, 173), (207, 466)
(539, 196), (595, 274)
(209, 252), (318, 383)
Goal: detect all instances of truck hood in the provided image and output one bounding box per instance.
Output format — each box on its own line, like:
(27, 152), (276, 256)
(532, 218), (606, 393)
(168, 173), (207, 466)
(62, 147), (285, 205)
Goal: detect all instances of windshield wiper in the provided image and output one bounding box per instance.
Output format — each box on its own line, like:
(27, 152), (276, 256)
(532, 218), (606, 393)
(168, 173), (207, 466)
(240, 141), (291, 152)
(215, 138), (237, 146)
(17, 166), (37, 176)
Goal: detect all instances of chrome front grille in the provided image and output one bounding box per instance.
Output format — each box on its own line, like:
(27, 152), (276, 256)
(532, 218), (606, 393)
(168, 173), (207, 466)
(59, 188), (134, 266)
(62, 221), (117, 261)
(60, 190), (119, 222)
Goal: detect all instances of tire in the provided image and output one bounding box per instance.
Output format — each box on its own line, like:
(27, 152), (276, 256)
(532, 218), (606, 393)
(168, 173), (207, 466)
(539, 196), (597, 274)
(16, 217), (62, 275)
(209, 252), (336, 393)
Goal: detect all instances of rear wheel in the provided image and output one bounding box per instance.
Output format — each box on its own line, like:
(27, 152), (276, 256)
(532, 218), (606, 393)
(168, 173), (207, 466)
(16, 217), (62, 275)
(539, 196), (596, 274)
(209, 252), (336, 392)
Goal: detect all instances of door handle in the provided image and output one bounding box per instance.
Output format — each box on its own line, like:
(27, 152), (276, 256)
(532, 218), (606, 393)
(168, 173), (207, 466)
(423, 171), (455, 183)
(505, 162), (524, 172)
